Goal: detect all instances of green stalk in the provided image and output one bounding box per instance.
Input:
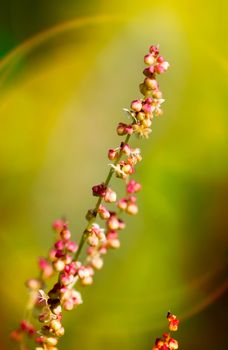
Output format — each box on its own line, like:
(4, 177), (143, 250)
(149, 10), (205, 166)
(74, 133), (131, 261)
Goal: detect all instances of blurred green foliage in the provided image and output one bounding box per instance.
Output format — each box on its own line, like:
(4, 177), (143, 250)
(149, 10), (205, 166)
(0, 1), (227, 349)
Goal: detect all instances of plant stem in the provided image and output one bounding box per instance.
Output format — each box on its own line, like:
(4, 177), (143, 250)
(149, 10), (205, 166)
(74, 133), (131, 261)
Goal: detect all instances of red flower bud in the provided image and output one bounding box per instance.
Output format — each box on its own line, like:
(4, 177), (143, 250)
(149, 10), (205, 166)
(131, 99), (142, 112)
(149, 45), (159, 56)
(127, 180), (142, 193)
(108, 148), (118, 160)
(92, 183), (107, 197)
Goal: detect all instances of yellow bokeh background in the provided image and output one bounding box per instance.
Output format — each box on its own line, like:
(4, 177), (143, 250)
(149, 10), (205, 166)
(0, 1), (227, 349)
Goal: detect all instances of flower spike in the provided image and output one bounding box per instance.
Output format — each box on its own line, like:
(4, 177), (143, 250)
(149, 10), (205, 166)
(11, 45), (170, 350)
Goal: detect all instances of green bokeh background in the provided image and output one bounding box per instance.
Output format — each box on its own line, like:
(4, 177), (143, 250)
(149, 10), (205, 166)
(0, 1), (227, 349)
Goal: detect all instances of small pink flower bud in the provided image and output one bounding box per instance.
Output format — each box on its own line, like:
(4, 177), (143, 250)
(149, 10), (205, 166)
(65, 254), (73, 264)
(125, 124), (134, 135)
(87, 233), (99, 247)
(108, 148), (118, 160)
(99, 245), (107, 255)
(55, 240), (65, 250)
(90, 223), (105, 240)
(129, 195), (137, 203)
(143, 66), (155, 77)
(118, 219), (125, 230)
(87, 247), (94, 255)
(127, 180), (142, 193)
(52, 219), (65, 233)
(53, 260), (65, 272)
(107, 216), (120, 230)
(155, 61), (170, 74)
(106, 231), (120, 249)
(71, 289), (83, 303)
(144, 78), (158, 90)
(116, 122), (126, 135)
(78, 266), (94, 284)
(145, 97), (153, 104)
(55, 250), (65, 258)
(149, 45), (159, 56)
(60, 228), (71, 240)
(104, 188), (117, 203)
(64, 262), (77, 275)
(131, 99), (142, 112)
(60, 286), (68, 294)
(63, 299), (74, 311)
(60, 273), (74, 286)
(90, 255), (103, 270)
(98, 205), (110, 220)
(65, 241), (78, 253)
(38, 258), (53, 278)
(161, 61), (170, 70)
(157, 55), (164, 63)
(144, 53), (155, 65)
(169, 339), (179, 349)
(49, 248), (57, 260)
(117, 123), (133, 135)
(81, 276), (93, 286)
(126, 203), (138, 215)
(52, 304), (62, 315)
(120, 142), (131, 156)
(117, 198), (128, 210)
(142, 103), (153, 114)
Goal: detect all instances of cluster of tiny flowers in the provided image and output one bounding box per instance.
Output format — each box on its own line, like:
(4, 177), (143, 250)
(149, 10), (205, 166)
(34, 222), (88, 349)
(117, 45), (169, 139)
(11, 45), (169, 350)
(152, 313), (180, 350)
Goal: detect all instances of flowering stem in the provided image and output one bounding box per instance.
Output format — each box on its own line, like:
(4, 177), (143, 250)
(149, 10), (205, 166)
(75, 133), (131, 260)
(11, 44), (170, 350)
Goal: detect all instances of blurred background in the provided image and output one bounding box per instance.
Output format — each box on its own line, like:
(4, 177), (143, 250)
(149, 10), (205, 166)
(0, 1), (227, 349)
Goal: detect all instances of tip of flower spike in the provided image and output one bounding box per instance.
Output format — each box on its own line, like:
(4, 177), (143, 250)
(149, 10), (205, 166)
(52, 219), (67, 233)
